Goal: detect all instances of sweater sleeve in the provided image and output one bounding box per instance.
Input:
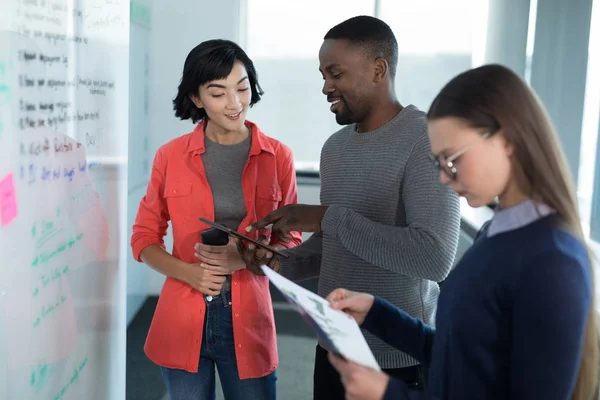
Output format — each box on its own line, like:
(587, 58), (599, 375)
(362, 296), (435, 367)
(277, 232), (323, 282)
(510, 248), (592, 399)
(320, 133), (461, 282)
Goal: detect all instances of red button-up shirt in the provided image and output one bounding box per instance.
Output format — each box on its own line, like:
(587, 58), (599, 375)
(131, 120), (302, 378)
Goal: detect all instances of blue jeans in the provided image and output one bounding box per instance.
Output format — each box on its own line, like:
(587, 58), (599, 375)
(160, 291), (277, 400)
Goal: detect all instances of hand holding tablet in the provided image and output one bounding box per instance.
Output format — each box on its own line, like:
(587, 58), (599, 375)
(199, 217), (289, 259)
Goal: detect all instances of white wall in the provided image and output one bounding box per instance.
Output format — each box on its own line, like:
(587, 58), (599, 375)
(127, 0), (242, 305)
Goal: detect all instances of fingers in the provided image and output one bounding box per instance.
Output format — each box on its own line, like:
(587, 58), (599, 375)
(214, 271), (227, 282)
(194, 251), (222, 266)
(227, 237), (242, 252)
(328, 352), (363, 376)
(246, 264), (265, 276)
(327, 351), (347, 373)
(246, 211), (279, 231)
(330, 301), (347, 312)
(205, 272), (227, 283)
(326, 288), (348, 304)
(200, 263), (231, 275)
(235, 237), (246, 254)
(257, 234), (270, 244)
(328, 289), (356, 311)
(272, 224), (293, 243)
(194, 278), (224, 296)
(239, 233), (275, 276)
(202, 286), (222, 296)
(255, 247), (272, 260)
(194, 244), (228, 266)
(241, 244), (265, 263)
(194, 242), (228, 254)
(267, 256), (280, 272)
(246, 235), (273, 261)
(246, 249), (270, 276)
(255, 235), (273, 258)
(193, 266), (227, 282)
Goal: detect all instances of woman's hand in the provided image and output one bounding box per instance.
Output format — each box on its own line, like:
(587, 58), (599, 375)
(194, 237), (246, 275)
(180, 262), (227, 296)
(328, 353), (388, 400)
(327, 288), (375, 325)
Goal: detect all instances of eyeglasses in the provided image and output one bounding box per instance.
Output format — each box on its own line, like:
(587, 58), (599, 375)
(429, 132), (492, 180)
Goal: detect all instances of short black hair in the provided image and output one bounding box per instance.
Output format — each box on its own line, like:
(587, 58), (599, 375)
(173, 39), (263, 123)
(324, 16), (398, 78)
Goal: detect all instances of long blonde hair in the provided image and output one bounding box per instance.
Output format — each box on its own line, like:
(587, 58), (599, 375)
(428, 64), (599, 400)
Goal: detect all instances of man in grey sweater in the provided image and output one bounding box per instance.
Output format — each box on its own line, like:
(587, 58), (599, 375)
(245, 16), (460, 399)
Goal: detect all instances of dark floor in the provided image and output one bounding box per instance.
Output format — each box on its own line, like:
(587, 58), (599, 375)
(127, 281), (320, 400)
(126, 297), (164, 400)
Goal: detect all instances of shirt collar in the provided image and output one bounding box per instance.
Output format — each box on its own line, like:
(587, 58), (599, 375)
(487, 199), (555, 237)
(186, 119), (274, 156)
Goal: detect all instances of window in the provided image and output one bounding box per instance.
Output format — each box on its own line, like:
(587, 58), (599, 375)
(247, 0), (375, 59)
(245, 0), (375, 167)
(582, 0), (600, 238)
(245, 0), (489, 167)
(378, 0), (488, 112)
(524, 0), (538, 83)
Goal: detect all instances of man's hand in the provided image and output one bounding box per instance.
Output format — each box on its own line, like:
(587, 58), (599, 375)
(246, 204), (328, 242)
(193, 237), (246, 275)
(328, 353), (389, 400)
(237, 235), (283, 276)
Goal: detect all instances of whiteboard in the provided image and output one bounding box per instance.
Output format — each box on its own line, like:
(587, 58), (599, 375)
(127, 0), (151, 324)
(0, 1), (129, 399)
(128, 0), (151, 192)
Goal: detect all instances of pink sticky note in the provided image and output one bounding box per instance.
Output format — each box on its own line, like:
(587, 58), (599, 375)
(0, 173), (18, 226)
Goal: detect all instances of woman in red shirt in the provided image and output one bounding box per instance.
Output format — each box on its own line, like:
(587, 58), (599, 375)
(131, 39), (302, 400)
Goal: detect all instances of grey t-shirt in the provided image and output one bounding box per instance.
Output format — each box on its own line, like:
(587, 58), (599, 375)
(202, 135), (250, 292)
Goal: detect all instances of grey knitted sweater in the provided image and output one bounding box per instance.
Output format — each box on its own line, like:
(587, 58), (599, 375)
(279, 105), (461, 369)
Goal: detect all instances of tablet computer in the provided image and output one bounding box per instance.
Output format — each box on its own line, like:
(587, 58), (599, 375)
(199, 217), (289, 259)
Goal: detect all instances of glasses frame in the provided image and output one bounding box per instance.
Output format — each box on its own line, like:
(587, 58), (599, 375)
(430, 132), (492, 180)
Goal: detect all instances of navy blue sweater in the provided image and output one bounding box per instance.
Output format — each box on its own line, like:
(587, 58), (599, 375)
(363, 213), (592, 399)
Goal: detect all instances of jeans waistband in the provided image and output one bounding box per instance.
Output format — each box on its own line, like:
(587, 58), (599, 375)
(204, 290), (231, 307)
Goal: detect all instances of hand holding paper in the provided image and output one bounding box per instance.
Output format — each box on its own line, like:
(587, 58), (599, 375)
(328, 352), (390, 400)
(261, 265), (380, 371)
(327, 288), (375, 325)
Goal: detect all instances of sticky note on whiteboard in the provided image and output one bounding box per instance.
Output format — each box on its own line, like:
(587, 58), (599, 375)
(0, 173), (17, 227)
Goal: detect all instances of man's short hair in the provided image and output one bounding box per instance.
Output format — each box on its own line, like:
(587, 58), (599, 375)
(324, 15), (398, 78)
